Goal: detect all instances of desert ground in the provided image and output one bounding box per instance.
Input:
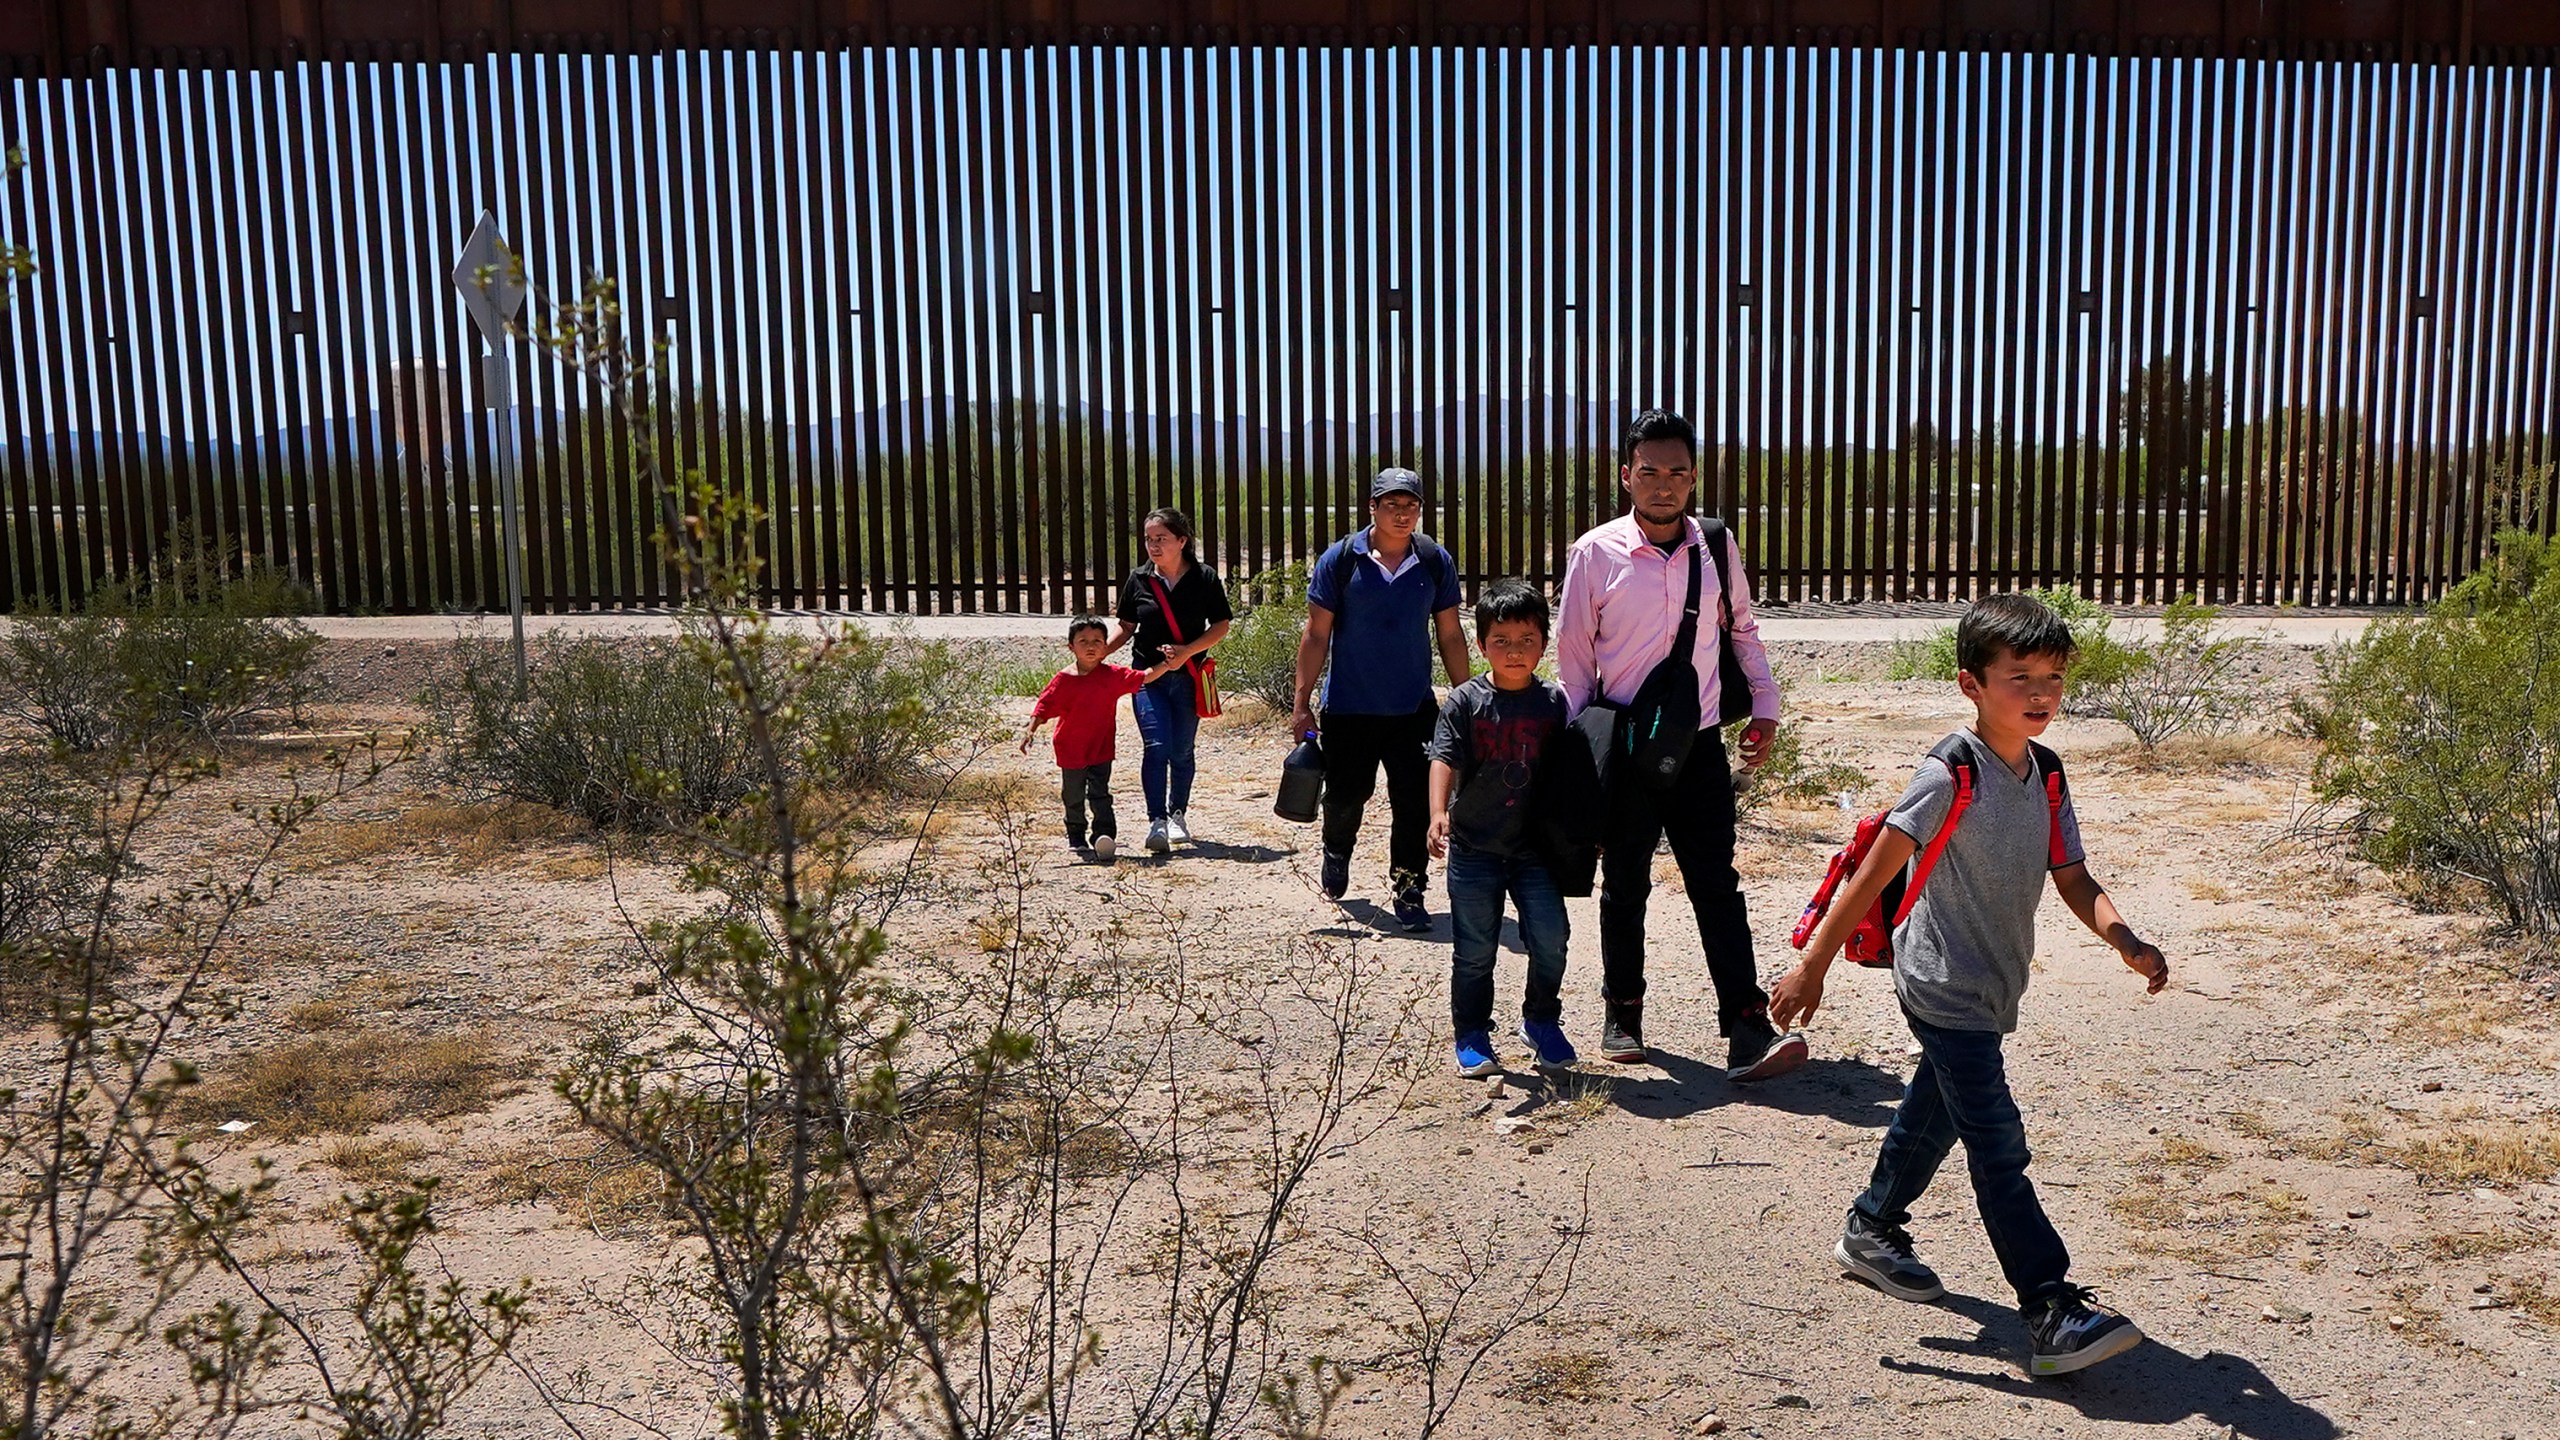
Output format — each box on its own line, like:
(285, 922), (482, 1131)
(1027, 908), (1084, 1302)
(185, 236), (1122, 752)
(28, 624), (2559, 1440)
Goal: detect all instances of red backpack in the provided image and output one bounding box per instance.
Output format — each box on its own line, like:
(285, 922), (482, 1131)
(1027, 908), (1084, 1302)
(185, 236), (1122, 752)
(1790, 735), (2069, 969)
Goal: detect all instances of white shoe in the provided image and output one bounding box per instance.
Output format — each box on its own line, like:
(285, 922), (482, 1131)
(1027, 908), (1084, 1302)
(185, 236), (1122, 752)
(1167, 810), (1193, 845)
(1092, 834), (1116, 861)
(1145, 819), (1171, 854)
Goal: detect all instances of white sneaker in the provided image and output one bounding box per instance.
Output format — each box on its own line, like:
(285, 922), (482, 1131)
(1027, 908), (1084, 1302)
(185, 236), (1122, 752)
(1167, 810), (1193, 845)
(1145, 819), (1171, 854)
(1092, 834), (1116, 861)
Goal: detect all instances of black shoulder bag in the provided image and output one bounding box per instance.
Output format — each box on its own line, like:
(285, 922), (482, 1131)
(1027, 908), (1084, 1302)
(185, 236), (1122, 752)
(1698, 517), (1755, 726)
(1573, 539), (1704, 792)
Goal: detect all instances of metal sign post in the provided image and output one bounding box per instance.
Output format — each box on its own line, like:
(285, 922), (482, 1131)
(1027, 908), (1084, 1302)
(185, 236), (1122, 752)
(452, 213), (530, 693)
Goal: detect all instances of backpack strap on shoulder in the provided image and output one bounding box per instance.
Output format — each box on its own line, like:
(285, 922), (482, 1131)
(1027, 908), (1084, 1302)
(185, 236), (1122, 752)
(1415, 534), (1455, 599)
(1324, 536), (1358, 614)
(1697, 517), (1735, 636)
(1893, 736), (1979, 927)
(2029, 740), (2070, 867)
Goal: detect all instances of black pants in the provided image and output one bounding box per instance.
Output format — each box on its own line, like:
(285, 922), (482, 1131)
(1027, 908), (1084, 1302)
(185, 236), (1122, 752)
(1319, 700), (1438, 892)
(1597, 726), (1766, 1033)
(1061, 762), (1117, 845)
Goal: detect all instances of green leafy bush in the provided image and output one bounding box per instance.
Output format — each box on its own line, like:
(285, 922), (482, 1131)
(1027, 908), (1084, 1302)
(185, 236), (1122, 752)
(1726, 718), (1868, 821)
(431, 620), (990, 829)
(1220, 561), (1313, 714)
(2070, 596), (2252, 751)
(2306, 529), (2560, 942)
(0, 538), (318, 752)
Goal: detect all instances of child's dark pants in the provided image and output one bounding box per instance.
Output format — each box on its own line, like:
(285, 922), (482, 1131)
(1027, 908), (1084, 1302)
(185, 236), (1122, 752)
(1061, 762), (1117, 845)
(1853, 1009), (2071, 1310)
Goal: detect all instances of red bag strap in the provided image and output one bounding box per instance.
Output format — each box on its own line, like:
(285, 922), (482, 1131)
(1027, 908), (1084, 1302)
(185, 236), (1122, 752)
(2031, 740), (2069, 867)
(1892, 754), (1975, 926)
(1145, 573), (1189, 644)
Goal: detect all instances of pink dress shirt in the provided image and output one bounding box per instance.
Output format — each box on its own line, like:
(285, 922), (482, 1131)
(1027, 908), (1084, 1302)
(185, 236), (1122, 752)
(1554, 513), (1782, 724)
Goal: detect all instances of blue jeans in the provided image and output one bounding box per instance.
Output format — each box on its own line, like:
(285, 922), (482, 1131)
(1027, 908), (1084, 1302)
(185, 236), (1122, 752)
(1853, 1010), (2071, 1310)
(1445, 843), (1569, 1035)
(1132, 666), (1200, 822)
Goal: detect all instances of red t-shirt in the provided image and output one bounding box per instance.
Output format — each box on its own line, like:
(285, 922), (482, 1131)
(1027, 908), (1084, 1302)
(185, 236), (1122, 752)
(1031, 664), (1151, 769)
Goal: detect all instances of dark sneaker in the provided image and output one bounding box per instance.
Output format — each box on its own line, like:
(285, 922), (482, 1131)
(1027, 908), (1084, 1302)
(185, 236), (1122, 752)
(1455, 1031), (1501, 1077)
(1393, 889), (1431, 933)
(1726, 1014), (1810, 1082)
(1520, 1019), (1577, 1070)
(1320, 850), (1350, 901)
(1834, 1209), (1945, 1302)
(1599, 1007), (1646, 1064)
(2026, 1285), (2144, 1377)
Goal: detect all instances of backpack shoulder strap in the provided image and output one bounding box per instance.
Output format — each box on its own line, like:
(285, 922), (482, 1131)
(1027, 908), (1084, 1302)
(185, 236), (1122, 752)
(1893, 736), (1980, 926)
(1415, 534), (1455, 598)
(2028, 740), (2071, 867)
(1697, 516), (1736, 634)
(1324, 536), (1359, 614)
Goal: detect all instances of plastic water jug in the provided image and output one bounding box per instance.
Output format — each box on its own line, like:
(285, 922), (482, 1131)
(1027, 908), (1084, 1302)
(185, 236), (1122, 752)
(1274, 734), (1324, 823)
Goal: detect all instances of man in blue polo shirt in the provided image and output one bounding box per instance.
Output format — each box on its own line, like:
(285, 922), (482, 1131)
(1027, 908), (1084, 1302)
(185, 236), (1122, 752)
(1291, 467), (1473, 931)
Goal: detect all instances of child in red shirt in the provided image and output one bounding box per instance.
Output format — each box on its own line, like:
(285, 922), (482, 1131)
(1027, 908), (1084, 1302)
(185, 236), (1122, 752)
(1021, 618), (1174, 860)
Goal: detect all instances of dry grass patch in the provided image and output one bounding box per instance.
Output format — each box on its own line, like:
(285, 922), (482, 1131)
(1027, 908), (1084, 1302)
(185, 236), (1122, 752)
(482, 1132), (668, 1236)
(1501, 1349), (1615, 1405)
(2501, 1275), (2560, 1328)
(2424, 1226), (2548, 1262)
(315, 1135), (430, 1188)
(178, 1028), (511, 1139)
(2389, 1117), (2560, 1188)
(311, 797), (591, 870)
(286, 974), (425, 1032)
(2112, 1137), (2304, 1259)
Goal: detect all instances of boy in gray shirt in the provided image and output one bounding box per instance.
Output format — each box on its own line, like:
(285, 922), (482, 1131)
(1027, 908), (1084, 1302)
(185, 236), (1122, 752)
(1769, 593), (2169, 1378)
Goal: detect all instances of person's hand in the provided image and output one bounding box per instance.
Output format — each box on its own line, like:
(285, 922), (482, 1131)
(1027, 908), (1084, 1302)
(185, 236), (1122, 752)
(2122, 938), (2169, 994)
(1738, 717), (1779, 769)
(1290, 703), (1318, 741)
(1427, 812), (1451, 859)
(1768, 961), (1825, 1029)
(1018, 732), (1034, 755)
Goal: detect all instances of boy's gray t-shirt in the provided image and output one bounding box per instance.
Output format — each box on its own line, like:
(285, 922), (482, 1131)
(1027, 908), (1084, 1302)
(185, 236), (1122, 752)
(1884, 729), (2086, 1034)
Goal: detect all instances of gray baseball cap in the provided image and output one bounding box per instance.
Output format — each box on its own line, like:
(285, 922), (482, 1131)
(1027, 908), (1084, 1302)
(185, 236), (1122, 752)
(1370, 467), (1424, 501)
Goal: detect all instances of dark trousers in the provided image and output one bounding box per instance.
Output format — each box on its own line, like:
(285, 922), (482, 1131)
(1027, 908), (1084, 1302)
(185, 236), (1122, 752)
(1319, 700), (1438, 893)
(1060, 762), (1117, 845)
(1596, 725), (1767, 1031)
(1854, 1010), (2072, 1310)
(1447, 843), (1569, 1034)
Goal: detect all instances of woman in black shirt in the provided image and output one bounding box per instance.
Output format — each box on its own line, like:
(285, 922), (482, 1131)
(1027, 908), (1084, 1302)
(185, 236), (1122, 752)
(1109, 507), (1233, 854)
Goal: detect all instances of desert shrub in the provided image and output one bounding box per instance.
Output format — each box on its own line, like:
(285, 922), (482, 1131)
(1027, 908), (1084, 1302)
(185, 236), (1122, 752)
(1726, 718), (1868, 820)
(1221, 560), (1313, 714)
(2307, 528), (2560, 941)
(1883, 623), (1962, 681)
(809, 622), (993, 784)
(431, 620), (989, 829)
(1884, 588), (2124, 684)
(432, 632), (753, 829)
(0, 536), (318, 752)
(0, 754), (110, 1013)
(2070, 596), (2254, 751)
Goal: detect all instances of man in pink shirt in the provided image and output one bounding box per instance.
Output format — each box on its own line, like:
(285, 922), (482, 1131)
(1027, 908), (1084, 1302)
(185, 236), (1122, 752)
(1555, 410), (1809, 1081)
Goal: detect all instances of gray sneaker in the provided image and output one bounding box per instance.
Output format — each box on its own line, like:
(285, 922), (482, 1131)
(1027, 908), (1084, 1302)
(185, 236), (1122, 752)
(1833, 1209), (1945, 1302)
(2026, 1285), (2144, 1377)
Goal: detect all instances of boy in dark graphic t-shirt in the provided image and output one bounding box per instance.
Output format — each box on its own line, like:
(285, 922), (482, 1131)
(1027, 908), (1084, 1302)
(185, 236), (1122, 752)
(1427, 580), (1575, 1076)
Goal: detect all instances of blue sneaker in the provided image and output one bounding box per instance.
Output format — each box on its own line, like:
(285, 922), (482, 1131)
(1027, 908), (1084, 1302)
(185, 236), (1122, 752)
(1454, 1031), (1501, 1077)
(1520, 1019), (1577, 1070)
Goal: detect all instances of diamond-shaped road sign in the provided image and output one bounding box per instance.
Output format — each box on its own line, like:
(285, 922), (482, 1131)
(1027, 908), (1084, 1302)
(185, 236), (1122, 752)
(452, 212), (526, 344)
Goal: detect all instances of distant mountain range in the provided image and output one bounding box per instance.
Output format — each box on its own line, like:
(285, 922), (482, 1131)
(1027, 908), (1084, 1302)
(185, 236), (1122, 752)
(1, 392), (1646, 477)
